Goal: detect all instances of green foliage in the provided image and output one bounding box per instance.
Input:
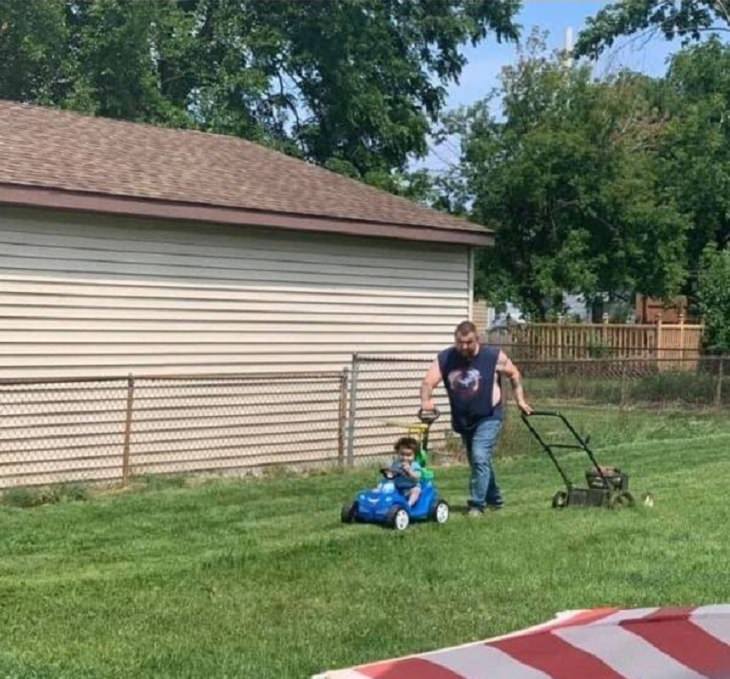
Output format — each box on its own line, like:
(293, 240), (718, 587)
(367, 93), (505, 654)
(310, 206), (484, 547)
(629, 370), (720, 404)
(133, 473), (190, 492)
(659, 39), (730, 270)
(575, 5), (730, 297)
(575, 0), (730, 58)
(0, 0), (520, 180)
(697, 245), (730, 352)
(1, 482), (89, 508)
(0, 0), (69, 103)
(440, 35), (689, 317)
(433, 34), (730, 319)
(521, 369), (730, 409)
(585, 336), (612, 359)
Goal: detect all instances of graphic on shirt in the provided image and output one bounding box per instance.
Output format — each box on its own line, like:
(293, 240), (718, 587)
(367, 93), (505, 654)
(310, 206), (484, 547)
(447, 368), (481, 398)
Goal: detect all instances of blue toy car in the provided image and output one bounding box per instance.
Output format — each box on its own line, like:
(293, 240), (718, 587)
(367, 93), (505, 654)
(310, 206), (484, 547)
(341, 472), (449, 530)
(340, 409), (450, 531)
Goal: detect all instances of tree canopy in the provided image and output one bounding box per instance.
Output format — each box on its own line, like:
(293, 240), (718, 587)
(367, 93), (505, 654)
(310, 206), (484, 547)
(437, 36), (690, 317)
(0, 0), (520, 183)
(575, 0), (730, 58)
(698, 245), (730, 352)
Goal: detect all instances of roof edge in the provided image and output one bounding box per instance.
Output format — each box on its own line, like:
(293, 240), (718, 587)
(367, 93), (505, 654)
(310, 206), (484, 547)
(0, 183), (493, 247)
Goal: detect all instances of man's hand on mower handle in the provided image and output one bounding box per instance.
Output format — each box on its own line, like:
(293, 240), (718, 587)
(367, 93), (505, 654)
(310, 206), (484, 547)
(517, 399), (533, 415)
(418, 406), (440, 424)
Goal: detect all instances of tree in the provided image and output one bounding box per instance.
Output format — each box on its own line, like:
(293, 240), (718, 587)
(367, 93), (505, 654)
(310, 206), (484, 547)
(657, 38), (730, 272)
(575, 0), (730, 58)
(0, 0), (69, 104)
(697, 245), (730, 352)
(0, 0), (521, 181)
(439, 36), (690, 318)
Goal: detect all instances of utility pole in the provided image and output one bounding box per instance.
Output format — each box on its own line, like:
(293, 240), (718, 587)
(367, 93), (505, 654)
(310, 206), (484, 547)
(563, 26), (574, 67)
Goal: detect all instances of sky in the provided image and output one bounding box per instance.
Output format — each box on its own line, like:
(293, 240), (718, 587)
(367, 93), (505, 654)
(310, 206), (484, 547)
(419, 0), (686, 170)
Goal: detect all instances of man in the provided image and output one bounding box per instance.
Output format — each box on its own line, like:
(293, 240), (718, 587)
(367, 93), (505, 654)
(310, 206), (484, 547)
(420, 320), (532, 517)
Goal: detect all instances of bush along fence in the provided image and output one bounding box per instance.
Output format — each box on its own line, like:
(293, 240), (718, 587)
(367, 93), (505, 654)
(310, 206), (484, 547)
(0, 353), (728, 490)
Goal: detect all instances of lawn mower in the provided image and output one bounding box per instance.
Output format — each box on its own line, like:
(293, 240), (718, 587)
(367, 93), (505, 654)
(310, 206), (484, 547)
(521, 411), (636, 509)
(340, 408), (449, 530)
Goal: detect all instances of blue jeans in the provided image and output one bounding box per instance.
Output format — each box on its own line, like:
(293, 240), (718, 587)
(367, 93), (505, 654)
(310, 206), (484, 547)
(462, 417), (503, 510)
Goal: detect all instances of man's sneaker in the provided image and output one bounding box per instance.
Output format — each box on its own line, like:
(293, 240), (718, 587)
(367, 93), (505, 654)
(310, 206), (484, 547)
(467, 507), (484, 518)
(486, 503), (504, 511)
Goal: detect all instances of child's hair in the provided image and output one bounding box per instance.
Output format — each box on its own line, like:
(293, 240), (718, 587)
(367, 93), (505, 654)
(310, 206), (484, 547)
(394, 436), (419, 454)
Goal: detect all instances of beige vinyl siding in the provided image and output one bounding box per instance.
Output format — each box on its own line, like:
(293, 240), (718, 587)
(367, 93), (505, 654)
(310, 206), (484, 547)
(0, 208), (468, 377)
(0, 207), (472, 487)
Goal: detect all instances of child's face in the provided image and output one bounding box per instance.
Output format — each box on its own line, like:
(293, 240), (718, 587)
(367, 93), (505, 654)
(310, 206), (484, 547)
(398, 447), (415, 463)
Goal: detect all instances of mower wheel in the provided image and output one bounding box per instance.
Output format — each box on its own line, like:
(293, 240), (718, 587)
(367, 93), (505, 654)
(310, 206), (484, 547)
(387, 507), (410, 531)
(552, 491), (568, 509)
(341, 502), (358, 524)
(608, 491), (635, 509)
(430, 500), (450, 524)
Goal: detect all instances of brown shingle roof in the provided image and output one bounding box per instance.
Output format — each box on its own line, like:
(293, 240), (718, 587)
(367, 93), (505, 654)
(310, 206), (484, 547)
(0, 100), (490, 244)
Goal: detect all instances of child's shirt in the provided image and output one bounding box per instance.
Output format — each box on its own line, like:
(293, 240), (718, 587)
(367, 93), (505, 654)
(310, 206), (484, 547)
(389, 459), (422, 491)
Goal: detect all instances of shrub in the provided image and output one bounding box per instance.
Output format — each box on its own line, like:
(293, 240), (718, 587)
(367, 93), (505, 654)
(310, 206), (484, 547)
(698, 245), (730, 353)
(1, 483), (89, 508)
(629, 371), (716, 404)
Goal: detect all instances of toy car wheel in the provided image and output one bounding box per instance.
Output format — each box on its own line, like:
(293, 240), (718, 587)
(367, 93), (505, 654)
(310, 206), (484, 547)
(608, 491), (635, 509)
(388, 507), (410, 531)
(430, 500), (449, 524)
(552, 491), (568, 509)
(341, 502), (358, 524)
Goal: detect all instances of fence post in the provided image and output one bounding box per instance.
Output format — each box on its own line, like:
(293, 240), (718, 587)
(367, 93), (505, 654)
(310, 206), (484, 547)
(716, 357), (724, 409)
(337, 367), (349, 467)
(679, 311), (685, 368)
(556, 315), (563, 361)
(656, 318), (663, 370)
(620, 362), (629, 409)
(121, 373), (135, 486)
(346, 354), (360, 467)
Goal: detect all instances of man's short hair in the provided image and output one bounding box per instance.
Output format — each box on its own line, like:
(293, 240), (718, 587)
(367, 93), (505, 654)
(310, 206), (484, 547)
(394, 436), (419, 453)
(454, 320), (477, 337)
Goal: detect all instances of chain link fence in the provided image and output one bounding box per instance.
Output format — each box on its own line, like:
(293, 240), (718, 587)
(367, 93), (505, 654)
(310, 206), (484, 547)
(519, 355), (728, 408)
(345, 353), (454, 467)
(345, 352), (729, 465)
(1, 353), (728, 490)
(0, 371), (347, 489)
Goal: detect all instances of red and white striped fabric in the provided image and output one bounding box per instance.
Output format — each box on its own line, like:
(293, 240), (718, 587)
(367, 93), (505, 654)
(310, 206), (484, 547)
(315, 606), (730, 679)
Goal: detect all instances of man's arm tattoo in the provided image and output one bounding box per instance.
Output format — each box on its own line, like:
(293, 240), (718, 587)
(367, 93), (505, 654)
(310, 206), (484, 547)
(510, 374), (526, 402)
(420, 381), (433, 402)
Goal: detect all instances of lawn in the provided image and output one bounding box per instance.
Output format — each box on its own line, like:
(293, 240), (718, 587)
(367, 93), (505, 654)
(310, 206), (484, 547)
(1, 406), (729, 678)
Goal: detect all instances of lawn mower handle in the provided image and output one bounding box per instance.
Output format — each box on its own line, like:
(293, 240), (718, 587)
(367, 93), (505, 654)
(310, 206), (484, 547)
(521, 410), (561, 418)
(417, 407), (440, 424)
(416, 408), (440, 462)
(520, 410), (607, 489)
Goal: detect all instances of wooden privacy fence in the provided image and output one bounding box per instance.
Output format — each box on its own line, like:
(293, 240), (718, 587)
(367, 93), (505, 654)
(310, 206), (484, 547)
(488, 316), (704, 369)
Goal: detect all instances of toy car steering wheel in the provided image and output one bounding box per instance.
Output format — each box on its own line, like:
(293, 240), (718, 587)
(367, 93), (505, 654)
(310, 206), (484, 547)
(379, 467), (401, 479)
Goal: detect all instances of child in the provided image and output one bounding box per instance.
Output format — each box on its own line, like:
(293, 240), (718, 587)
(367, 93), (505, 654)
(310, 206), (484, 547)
(387, 436), (422, 507)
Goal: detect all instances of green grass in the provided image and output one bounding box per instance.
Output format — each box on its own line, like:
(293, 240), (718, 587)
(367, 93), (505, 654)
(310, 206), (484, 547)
(1, 407), (730, 678)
